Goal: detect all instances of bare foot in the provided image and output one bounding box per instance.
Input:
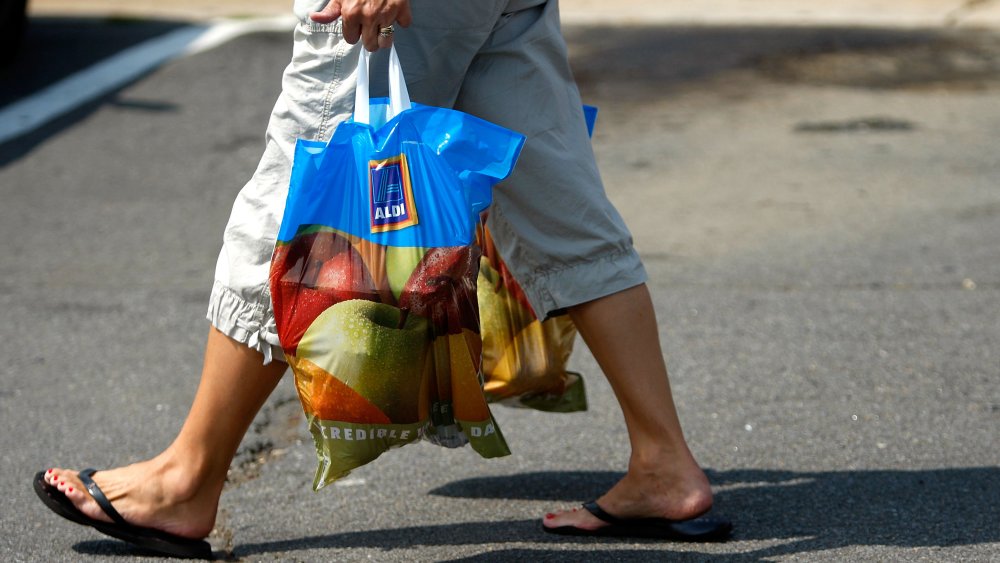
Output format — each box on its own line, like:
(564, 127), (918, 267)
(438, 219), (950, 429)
(43, 457), (222, 540)
(542, 459), (714, 531)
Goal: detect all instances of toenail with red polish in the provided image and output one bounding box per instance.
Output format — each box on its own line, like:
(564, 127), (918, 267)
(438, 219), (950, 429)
(46, 469), (53, 474)
(545, 513), (556, 519)
(68, 487), (74, 493)
(59, 481), (65, 486)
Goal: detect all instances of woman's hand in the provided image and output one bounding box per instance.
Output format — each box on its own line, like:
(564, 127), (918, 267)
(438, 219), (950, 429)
(310, 0), (413, 52)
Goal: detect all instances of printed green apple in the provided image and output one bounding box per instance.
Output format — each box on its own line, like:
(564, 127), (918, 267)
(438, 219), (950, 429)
(296, 299), (430, 423)
(398, 245), (482, 335)
(385, 245), (427, 301)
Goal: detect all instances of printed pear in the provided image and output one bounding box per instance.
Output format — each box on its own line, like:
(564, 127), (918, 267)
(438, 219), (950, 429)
(350, 237), (397, 305)
(385, 245), (427, 301)
(296, 299), (430, 423)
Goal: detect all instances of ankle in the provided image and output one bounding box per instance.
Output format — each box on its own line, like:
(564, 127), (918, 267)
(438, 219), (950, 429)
(628, 444), (699, 474)
(150, 450), (226, 503)
(625, 449), (712, 499)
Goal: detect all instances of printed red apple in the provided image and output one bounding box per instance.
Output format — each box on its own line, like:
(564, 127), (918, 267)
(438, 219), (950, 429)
(270, 229), (344, 282)
(270, 229), (378, 355)
(313, 245), (377, 299)
(398, 245), (481, 335)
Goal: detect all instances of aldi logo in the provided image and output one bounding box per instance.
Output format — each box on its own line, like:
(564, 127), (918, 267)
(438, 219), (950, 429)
(369, 154), (418, 232)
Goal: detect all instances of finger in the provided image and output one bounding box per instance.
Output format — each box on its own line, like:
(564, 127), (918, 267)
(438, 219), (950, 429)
(309, 1), (342, 23)
(377, 26), (394, 51)
(342, 17), (362, 44)
(361, 22), (380, 52)
(395, 2), (412, 27)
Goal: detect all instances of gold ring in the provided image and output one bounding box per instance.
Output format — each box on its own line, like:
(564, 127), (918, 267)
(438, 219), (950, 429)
(378, 25), (394, 37)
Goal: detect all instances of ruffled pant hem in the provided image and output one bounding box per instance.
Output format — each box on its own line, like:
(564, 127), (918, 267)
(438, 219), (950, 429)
(206, 280), (285, 365)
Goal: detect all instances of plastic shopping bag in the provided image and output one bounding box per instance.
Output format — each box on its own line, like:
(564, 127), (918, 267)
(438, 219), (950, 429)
(476, 223), (584, 412)
(269, 47), (524, 489)
(476, 105), (598, 413)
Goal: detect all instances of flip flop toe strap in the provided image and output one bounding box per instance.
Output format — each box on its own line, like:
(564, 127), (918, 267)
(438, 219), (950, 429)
(78, 468), (129, 527)
(582, 500), (626, 525)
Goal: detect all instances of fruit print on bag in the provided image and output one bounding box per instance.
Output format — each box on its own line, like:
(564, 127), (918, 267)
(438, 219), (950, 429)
(270, 56), (525, 487)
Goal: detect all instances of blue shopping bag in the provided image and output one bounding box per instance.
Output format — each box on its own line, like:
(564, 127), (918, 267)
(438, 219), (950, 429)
(269, 47), (525, 489)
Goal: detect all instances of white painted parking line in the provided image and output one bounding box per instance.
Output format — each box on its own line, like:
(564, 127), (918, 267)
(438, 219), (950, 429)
(0, 16), (296, 146)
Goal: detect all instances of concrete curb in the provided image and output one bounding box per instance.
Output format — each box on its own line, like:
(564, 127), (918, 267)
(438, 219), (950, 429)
(558, 0), (1000, 29)
(27, 0), (1000, 30)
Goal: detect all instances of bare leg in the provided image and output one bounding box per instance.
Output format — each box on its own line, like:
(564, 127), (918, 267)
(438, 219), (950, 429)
(543, 284), (713, 530)
(44, 327), (286, 539)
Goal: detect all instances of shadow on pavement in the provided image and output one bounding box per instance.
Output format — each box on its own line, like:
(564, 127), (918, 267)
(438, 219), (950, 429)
(440, 550), (741, 562)
(0, 16), (187, 167)
(566, 25), (1000, 98)
(72, 467), (997, 560)
(0, 16), (188, 105)
(434, 467), (1000, 558)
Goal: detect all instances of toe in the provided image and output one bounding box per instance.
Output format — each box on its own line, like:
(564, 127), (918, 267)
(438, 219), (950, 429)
(45, 468), (88, 500)
(45, 468), (113, 524)
(63, 483), (82, 501)
(542, 506), (606, 531)
(46, 467), (78, 488)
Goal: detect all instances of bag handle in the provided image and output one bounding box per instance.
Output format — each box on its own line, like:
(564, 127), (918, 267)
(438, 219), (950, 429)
(354, 45), (412, 126)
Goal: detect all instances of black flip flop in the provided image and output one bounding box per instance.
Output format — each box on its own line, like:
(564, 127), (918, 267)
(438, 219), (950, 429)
(33, 469), (214, 559)
(543, 500), (733, 542)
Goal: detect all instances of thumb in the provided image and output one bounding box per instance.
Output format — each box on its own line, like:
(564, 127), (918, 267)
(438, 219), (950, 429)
(309, 1), (342, 23)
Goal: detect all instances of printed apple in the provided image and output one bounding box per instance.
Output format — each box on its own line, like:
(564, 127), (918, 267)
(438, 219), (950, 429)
(398, 245), (481, 335)
(314, 243), (377, 300)
(270, 228), (347, 284)
(296, 299), (430, 423)
(271, 285), (342, 356)
(270, 229), (378, 355)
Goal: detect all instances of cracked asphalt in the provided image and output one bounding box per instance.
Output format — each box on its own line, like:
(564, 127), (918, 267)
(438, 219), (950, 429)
(2, 18), (999, 562)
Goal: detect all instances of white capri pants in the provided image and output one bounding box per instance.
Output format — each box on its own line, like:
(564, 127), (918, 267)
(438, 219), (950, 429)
(208, 0), (647, 363)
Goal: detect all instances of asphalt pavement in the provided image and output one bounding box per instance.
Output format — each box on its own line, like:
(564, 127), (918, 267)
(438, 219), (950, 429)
(1, 12), (999, 563)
